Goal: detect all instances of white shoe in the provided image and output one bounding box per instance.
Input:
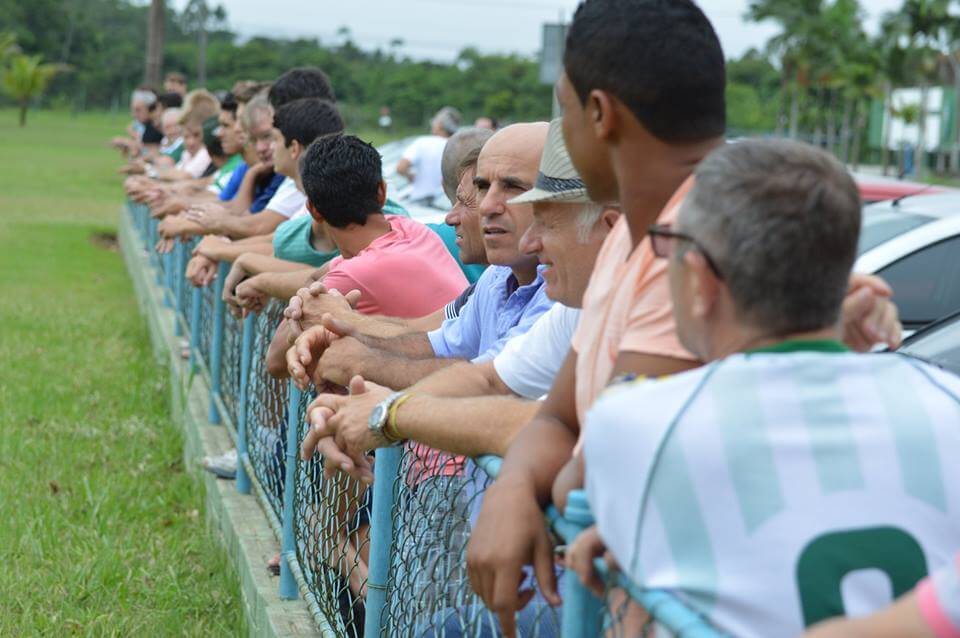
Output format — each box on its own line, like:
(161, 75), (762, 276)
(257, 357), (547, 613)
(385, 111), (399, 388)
(200, 448), (237, 479)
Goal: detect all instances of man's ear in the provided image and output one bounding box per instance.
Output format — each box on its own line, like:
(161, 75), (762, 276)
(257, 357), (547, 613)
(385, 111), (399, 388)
(685, 251), (719, 320)
(306, 198), (323, 222)
(289, 139), (302, 162)
(601, 207), (620, 230)
(588, 89), (618, 142)
(377, 180), (387, 208)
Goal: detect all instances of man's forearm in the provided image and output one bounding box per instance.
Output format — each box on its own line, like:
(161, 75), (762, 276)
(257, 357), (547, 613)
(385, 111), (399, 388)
(396, 394), (539, 457)
(410, 360), (513, 398)
(218, 211), (286, 239)
(198, 238), (273, 263)
(357, 332), (436, 359)
(267, 319), (297, 378)
(352, 348), (462, 390)
(241, 253), (313, 277)
(257, 269), (316, 301)
(230, 169), (259, 212)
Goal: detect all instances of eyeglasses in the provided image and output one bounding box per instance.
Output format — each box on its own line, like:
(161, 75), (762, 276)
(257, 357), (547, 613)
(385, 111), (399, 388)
(648, 223), (724, 280)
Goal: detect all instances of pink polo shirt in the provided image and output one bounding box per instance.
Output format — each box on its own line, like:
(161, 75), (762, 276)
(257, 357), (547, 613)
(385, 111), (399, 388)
(322, 215), (467, 318)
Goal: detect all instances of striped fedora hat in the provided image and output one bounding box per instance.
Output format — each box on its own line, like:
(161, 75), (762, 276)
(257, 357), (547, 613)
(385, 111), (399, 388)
(508, 118), (590, 205)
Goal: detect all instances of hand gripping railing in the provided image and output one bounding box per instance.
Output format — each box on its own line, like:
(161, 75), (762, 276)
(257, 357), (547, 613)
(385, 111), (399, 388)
(129, 199), (725, 638)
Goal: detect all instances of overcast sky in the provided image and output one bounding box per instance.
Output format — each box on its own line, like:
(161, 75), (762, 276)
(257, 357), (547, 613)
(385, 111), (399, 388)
(175, 0), (907, 62)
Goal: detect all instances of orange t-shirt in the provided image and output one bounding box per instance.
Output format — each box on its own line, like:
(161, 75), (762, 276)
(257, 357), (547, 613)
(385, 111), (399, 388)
(571, 177), (697, 428)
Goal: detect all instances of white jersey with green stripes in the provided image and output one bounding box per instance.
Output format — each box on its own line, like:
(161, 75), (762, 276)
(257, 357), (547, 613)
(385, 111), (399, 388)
(584, 349), (960, 637)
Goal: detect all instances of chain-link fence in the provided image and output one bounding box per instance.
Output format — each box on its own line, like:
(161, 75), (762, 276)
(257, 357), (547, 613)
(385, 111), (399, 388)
(127, 199), (724, 638)
(243, 301), (288, 522)
(293, 387), (370, 637)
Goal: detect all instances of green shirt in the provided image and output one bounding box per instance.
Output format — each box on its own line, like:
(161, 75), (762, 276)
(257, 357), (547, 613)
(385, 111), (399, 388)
(426, 222), (486, 284)
(212, 154), (243, 193)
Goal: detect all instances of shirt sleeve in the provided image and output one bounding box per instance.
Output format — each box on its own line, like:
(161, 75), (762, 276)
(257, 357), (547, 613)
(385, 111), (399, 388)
(917, 554), (960, 638)
(428, 278), (485, 359)
(323, 268), (371, 313)
(619, 257), (696, 361)
(251, 173), (286, 213)
(264, 178), (307, 219)
(218, 163), (248, 202)
(493, 305), (580, 399)
(469, 283), (555, 364)
(401, 138), (422, 163)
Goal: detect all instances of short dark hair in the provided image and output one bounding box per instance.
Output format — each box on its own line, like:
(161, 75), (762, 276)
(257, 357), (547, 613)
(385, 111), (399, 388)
(165, 72), (187, 85)
(158, 92), (183, 109)
(683, 139), (862, 335)
(219, 92), (238, 117)
(300, 135), (383, 229)
(564, 0), (726, 143)
(273, 98), (344, 148)
(268, 67), (336, 108)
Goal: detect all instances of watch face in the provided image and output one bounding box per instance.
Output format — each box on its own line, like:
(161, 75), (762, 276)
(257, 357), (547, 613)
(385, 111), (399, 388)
(369, 404), (386, 430)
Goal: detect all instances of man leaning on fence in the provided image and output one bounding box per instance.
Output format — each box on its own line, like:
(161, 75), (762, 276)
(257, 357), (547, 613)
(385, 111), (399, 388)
(570, 138), (960, 637)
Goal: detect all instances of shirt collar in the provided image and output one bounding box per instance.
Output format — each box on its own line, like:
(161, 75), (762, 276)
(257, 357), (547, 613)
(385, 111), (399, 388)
(745, 339), (850, 355)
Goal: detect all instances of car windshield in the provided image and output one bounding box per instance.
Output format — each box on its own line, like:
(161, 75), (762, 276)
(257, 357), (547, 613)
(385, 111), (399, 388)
(858, 208), (935, 254)
(899, 314), (960, 375)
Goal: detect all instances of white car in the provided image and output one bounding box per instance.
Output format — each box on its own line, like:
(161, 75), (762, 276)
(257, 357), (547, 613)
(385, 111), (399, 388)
(898, 310), (960, 374)
(856, 192), (960, 334)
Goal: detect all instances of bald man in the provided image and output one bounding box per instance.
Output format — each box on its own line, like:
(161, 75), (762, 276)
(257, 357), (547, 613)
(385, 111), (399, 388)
(288, 122), (553, 390)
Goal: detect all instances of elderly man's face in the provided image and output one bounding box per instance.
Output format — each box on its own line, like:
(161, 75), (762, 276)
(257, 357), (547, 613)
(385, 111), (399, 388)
(444, 166), (486, 265)
(557, 72), (618, 205)
(474, 124), (547, 269)
(132, 100), (151, 124)
(162, 115), (182, 140)
(519, 202), (615, 307)
(247, 112), (275, 165)
(217, 110), (244, 156)
(667, 204), (712, 361)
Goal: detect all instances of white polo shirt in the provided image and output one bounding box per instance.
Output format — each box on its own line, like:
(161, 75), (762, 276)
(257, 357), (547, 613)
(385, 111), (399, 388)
(493, 303), (580, 400)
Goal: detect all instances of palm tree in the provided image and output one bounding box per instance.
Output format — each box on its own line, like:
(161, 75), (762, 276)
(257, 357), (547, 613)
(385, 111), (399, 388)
(1, 54), (66, 126)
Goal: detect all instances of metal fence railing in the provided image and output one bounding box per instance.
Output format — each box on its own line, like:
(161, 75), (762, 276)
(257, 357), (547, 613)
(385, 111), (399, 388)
(125, 199), (724, 638)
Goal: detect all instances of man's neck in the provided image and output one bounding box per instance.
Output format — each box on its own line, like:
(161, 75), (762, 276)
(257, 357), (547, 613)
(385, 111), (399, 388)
(328, 213), (392, 259)
(508, 257), (539, 287)
(616, 136), (724, 249)
(708, 325), (843, 362)
(309, 222), (336, 253)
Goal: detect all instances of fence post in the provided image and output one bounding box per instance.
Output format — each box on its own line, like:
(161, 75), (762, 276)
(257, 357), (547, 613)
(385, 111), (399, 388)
(561, 490), (604, 638)
(173, 241), (185, 337)
(364, 446), (402, 638)
(279, 381), (302, 600)
(149, 219), (162, 285)
(235, 313), (255, 495)
(189, 286), (202, 373)
(163, 251), (175, 308)
(207, 262), (228, 424)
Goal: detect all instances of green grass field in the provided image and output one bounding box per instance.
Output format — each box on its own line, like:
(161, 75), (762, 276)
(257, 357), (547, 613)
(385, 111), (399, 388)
(0, 109), (245, 635)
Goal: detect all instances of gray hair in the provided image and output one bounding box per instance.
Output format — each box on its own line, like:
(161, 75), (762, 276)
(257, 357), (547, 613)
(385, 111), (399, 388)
(131, 89), (157, 107)
(440, 127), (494, 203)
(574, 203), (604, 244)
(240, 93), (273, 133)
(680, 139), (861, 335)
(433, 106), (462, 136)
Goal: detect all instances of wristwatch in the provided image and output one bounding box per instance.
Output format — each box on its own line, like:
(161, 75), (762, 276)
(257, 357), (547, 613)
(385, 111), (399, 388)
(368, 392), (406, 446)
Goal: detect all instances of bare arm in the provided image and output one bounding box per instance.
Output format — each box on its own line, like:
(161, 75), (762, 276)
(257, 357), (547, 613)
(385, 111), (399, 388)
(319, 336), (462, 389)
(404, 307), (446, 332)
(213, 210), (288, 239)
(195, 235), (274, 263)
(396, 158), (413, 180)
(408, 360), (514, 398)
(802, 590), (931, 638)
(394, 394), (539, 457)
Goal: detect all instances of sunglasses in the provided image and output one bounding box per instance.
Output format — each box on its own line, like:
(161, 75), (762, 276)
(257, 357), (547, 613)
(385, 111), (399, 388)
(648, 223), (724, 280)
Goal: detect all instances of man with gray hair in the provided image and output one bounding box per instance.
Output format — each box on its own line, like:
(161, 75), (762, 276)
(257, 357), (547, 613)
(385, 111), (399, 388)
(572, 139), (960, 637)
(397, 106), (463, 205)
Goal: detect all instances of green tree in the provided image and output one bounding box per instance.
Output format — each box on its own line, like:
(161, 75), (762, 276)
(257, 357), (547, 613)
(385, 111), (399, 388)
(1, 53), (65, 125)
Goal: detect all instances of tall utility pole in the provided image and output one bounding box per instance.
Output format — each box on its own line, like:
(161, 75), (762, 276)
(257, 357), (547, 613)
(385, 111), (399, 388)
(145, 0), (165, 87)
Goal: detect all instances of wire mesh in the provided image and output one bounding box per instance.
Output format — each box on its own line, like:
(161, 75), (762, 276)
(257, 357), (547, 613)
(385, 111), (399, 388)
(598, 573), (725, 638)
(197, 279), (217, 373)
(244, 301), (289, 521)
(177, 238), (198, 329)
(382, 451), (561, 637)
(219, 310), (243, 427)
(293, 388), (371, 637)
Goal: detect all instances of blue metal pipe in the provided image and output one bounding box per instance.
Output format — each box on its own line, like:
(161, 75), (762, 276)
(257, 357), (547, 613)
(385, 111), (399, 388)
(279, 382), (302, 600)
(235, 313), (255, 495)
(189, 287), (202, 373)
(173, 242), (184, 336)
(364, 446), (402, 638)
(206, 262), (228, 424)
(560, 490), (604, 638)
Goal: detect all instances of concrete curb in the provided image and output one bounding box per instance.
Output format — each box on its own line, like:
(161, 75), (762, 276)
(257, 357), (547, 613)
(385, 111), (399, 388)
(118, 210), (323, 638)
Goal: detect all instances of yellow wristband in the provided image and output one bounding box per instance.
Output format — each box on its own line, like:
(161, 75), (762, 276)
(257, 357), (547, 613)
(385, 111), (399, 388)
(385, 393), (413, 443)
